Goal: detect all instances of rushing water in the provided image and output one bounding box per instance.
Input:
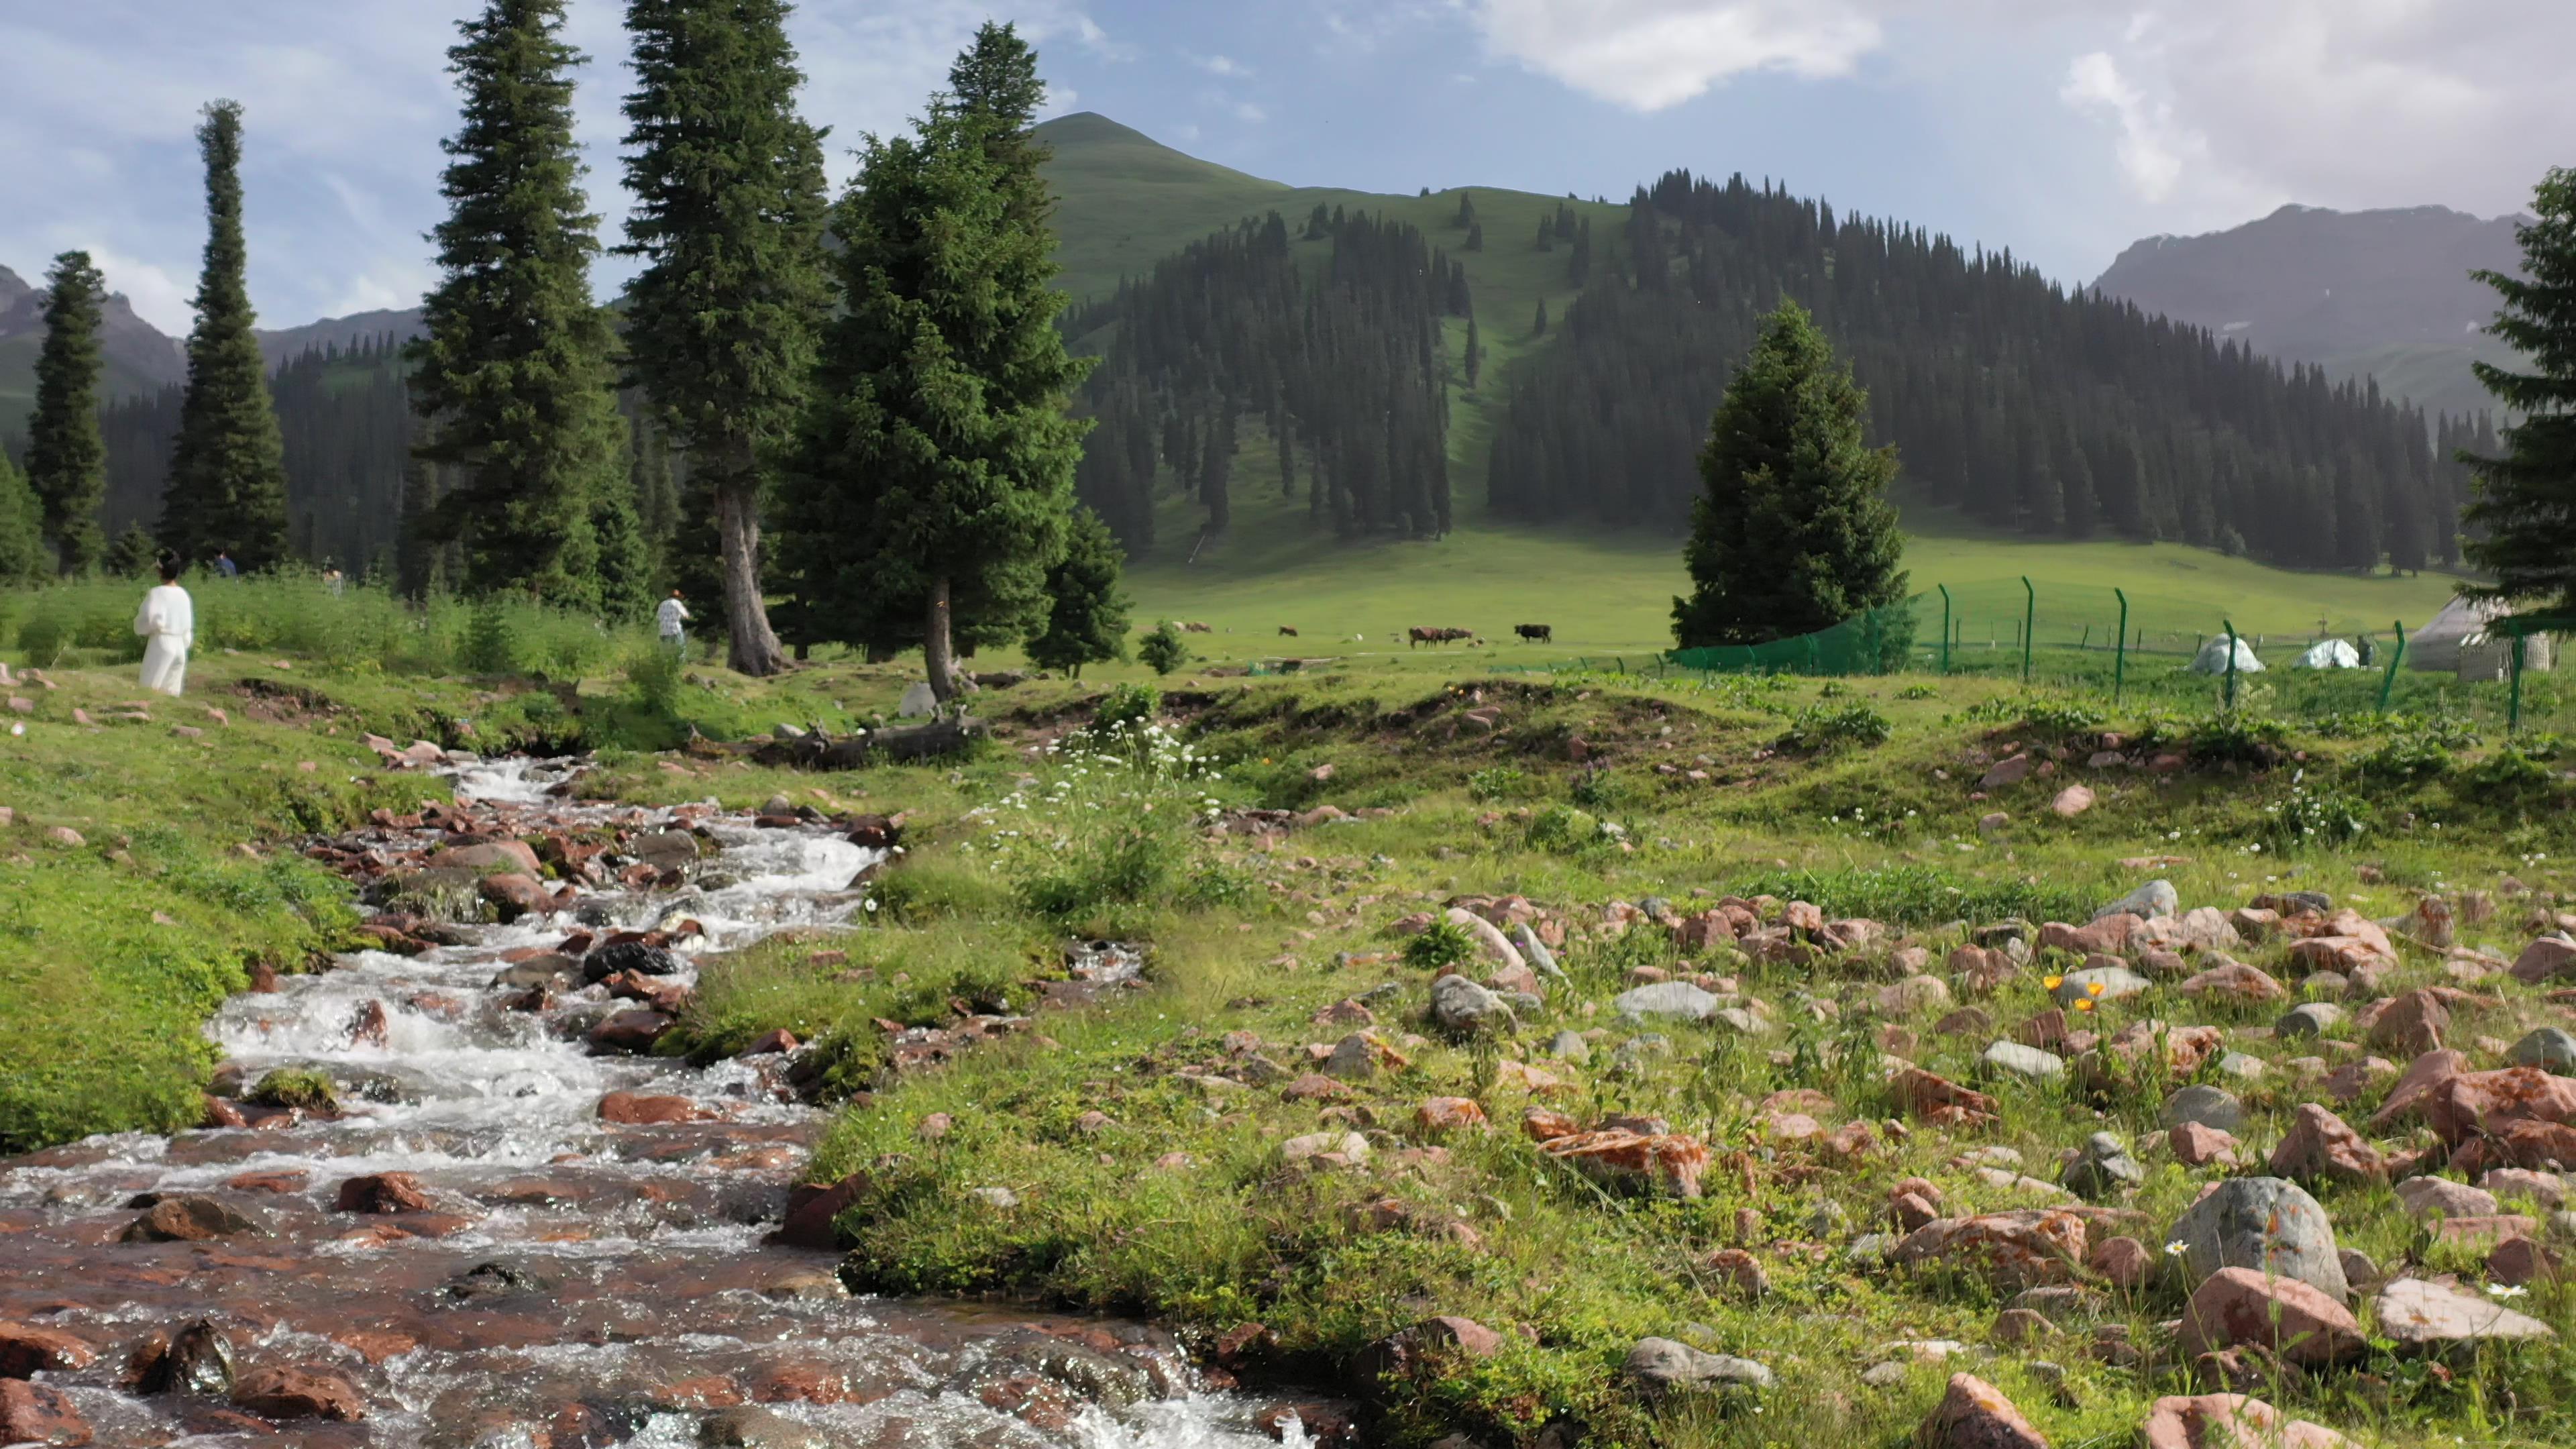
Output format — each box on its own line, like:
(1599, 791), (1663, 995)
(0, 759), (1297, 1448)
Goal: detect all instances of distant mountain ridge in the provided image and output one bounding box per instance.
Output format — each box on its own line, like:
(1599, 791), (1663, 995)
(2091, 203), (2527, 420)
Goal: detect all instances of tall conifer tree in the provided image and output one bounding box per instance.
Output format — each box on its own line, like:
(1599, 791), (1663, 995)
(1672, 300), (1907, 647)
(0, 448), (46, 584)
(2463, 167), (2576, 612)
(618, 0), (831, 675)
(25, 252), (109, 576)
(408, 0), (635, 612)
(1025, 505), (1130, 679)
(160, 101), (290, 570)
(783, 30), (1091, 706)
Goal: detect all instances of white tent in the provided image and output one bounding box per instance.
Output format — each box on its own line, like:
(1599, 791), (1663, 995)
(2296, 639), (2363, 669)
(2189, 635), (2265, 675)
(2408, 595), (2557, 678)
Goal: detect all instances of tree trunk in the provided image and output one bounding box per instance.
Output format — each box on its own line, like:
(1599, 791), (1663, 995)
(716, 471), (786, 677)
(924, 574), (957, 707)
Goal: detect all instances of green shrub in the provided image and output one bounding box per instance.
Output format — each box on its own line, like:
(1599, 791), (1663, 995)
(627, 641), (685, 717)
(1466, 765), (1528, 802)
(1138, 623), (1189, 676)
(1525, 804), (1600, 853)
(1778, 702), (1892, 752)
(2353, 733), (2450, 784)
(1402, 917), (1477, 972)
(2182, 711), (2291, 768)
(1092, 682), (1161, 732)
(1018, 821), (1185, 926)
(1570, 768), (1651, 812)
(2262, 783), (2369, 851)
(1728, 863), (2096, 926)
(249, 1068), (340, 1112)
(2461, 747), (2555, 802)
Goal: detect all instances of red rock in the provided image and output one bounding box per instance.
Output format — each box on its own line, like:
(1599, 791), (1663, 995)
(2367, 1049), (2472, 1131)
(2421, 1066), (2576, 1145)
(2430, 1214), (2536, 1245)
(1284, 1074), (1352, 1103)
(2368, 989), (2450, 1055)
(586, 1009), (675, 1053)
(1919, 1372), (2050, 1449)
(1415, 1097), (1489, 1134)
(478, 873), (555, 918)
(2288, 935), (2394, 975)
(223, 1169), (308, 1194)
(2178, 1268), (2364, 1367)
(2268, 1104), (2384, 1186)
(751, 1362), (850, 1403)
(2168, 1120), (2241, 1168)
(1521, 1107), (1580, 1142)
(2139, 1394), (2353, 1449)
(739, 1028), (799, 1057)
(596, 1092), (713, 1125)
(769, 1172), (869, 1250)
(200, 1095), (249, 1130)
(1893, 1068), (2000, 1128)
(2510, 936), (2576, 984)
(2040, 914), (2139, 956)
(2487, 1235), (2563, 1287)
(2451, 1118), (2576, 1176)
(1980, 755), (2034, 790)
(425, 839), (544, 875)
(1536, 1129), (1711, 1198)
(0, 1379), (91, 1446)
(2178, 962), (2286, 1004)
(0, 1320), (97, 1377)
(231, 1364), (366, 1421)
(2088, 1235), (2153, 1289)
(1707, 1247), (1768, 1297)
(335, 1173), (433, 1214)
(1892, 1210), (2088, 1288)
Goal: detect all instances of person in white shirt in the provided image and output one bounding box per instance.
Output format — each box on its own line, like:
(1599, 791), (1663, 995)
(656, 590), (691, 654)
(134, 553), (196, 696)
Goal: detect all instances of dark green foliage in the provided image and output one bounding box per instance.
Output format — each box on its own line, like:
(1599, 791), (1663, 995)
(160, 101), (291, 572)
(617, 0), (832, 674)
(781, 37), (1091, 698)
(105, 521), (159, 578)
(1778, 700), (1893, 752)
(0, 448), (44, 584)
(1091, 682), (1159, 732)
(1532, 298), (1548, 337)
(1491, 173), (2458, 571)
(1730, 863), (2095, 926)
(1064, 210), (1452, 545)
(26, 251), (109, 574)
(407, 0), (629, 612)
(1026, 506), (1130, 678)
(1137, 621), (1188, 675)
(1673, 300), (1907, 647)
(2462, 168), (2576, 612)
(1401, 917), (1475, 971)
(1463, 314), (1481, 390)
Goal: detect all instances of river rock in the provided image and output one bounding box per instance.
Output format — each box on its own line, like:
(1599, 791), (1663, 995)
(335, 1173), (433, 1214)
(1613, 980), (1719, 1021)
(586, 1009), (676, 1053)
(2053, 965), (2148, 1006)
(1919, 1373), (2049, 1449)
(584, 940), (684, 983)
(0, 1320), (94, 1378)
(2167, 1178), (2347, 1299)
(1621, 1338), (1772, 1397)
(2178, 1268), (2363, 1366)
(232, 1364), (366, 1421)
(2098, 879), (2178, 921)
(2373, 1277), (2558, 1348)
(1430, 975), (1511, 1034)
(424, 840), (543, 876)
(2275, 1003), (2343, 1039)
(2160, 1085), (2246, 1134)
(699, 1405), (826, 1448)
(0, 1380), (89, 1447)
(120, 1195), (261, 1242)
(2510, 1028), (2576, 1072)
(2268, 1104), (2383, 1187)
(631, 830), (702, 871)
(1892, 1210), (2088, 1288)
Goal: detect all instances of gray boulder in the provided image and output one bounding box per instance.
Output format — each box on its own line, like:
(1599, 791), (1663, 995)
(2061, 1132), (2145, 1201)
(1982, 1040), (2067, 1084)
(1431, 975), (1513, 1035)
(2275, 1002), (2344, 1039)
(1614, 981), (1721, 1021)
(2096, 879), (2179, 921)
(1622, 1338), (1773, 1397)
(2053, 965), (2149, 1006)
(2509, 1027), (2576, 1072)
(1546, 1030), (1591, 1063)
(1513, 923), (1567, 982)
(2160, 1085), (2247, 1134)
(2167, 1177), (2347, 1301)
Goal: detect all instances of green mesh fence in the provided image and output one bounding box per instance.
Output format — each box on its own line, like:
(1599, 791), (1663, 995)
(1646, 582), (2576, 737)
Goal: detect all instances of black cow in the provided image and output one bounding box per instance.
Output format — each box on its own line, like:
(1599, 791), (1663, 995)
(1514, 624), (1552, 643)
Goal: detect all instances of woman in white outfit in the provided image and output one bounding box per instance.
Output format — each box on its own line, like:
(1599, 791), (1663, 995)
(134, 553), (195, 697)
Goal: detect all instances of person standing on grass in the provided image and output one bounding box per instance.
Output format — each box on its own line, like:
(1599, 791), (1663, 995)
(134, 551), (195, 696)
(657, 589), (691, 655)
(213, 549), (237, 579)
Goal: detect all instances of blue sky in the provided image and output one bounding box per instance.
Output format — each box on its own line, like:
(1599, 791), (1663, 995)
(3, 1), (2567, 335)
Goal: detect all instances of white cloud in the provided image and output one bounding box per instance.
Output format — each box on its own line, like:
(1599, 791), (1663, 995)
(2057, 51), (2190, 203)
(87, 249), (195, 336)
(1234, 101), (1269, 124)
(1191, 53), (1252, 78)
(1467, 0), (1884, 111)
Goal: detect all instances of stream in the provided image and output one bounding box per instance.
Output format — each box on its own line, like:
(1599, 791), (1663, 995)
(0, 759), (1297, 1448)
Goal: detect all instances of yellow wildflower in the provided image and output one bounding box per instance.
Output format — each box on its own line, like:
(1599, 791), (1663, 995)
(2073, 998), (2096, 1012)
(2086, 981), (2106, 998)
(2042, 975), (2064, 991)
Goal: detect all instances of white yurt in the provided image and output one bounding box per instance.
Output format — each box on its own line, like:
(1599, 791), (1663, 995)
(2296, 639), (2363, 669)
(2408, 596), (2557, 680)
(2189, 635), (2265, 675)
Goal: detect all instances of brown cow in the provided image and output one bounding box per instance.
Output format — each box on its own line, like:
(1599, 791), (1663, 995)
(1278, 626), (1299, 637)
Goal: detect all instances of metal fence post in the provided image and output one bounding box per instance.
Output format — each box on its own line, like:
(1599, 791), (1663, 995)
(1937, 585), (1952, 675)
(2377, 621), (2406, 716)
(2222, 619), (2241, 710)
(2020, 576), (2035, 686)
(2112, 588), (2129, 706)
(2509, 627), (2526, 736)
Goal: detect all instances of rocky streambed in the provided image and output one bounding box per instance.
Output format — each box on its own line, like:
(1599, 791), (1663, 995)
(0, 757), (1299, 1448)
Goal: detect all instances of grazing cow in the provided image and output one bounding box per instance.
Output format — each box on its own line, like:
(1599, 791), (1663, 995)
(1408, 627), (1474, 649)
(1514, 623), (1552, 643)
(1278, 626), (1299, 637)
(1183, 621), (1214, 634)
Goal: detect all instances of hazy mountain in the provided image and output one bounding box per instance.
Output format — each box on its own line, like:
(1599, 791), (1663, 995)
(256, 307), (425, 368)
(2092, 204), (2527, 420)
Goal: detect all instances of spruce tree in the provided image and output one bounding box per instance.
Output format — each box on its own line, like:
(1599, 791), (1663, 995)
(393, 457), (443, 599)
(784, 48), (1091, 706)
(161, 101), (291, 571)
(1464, 314), (1482, 389)
(2462, 167), (2576, 612)
(1672, 300), (1907, 647)
(1532, 299), (1548, 337)
(1464, 221), (1483, 253)
(1026, 506), (1130, 678)
(25, 252), (109, 575)
(618, 0), (831, 676)
(0, 448), (46, 584)
(407, 0), (629, 614)
(107, 521), (159, 578)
